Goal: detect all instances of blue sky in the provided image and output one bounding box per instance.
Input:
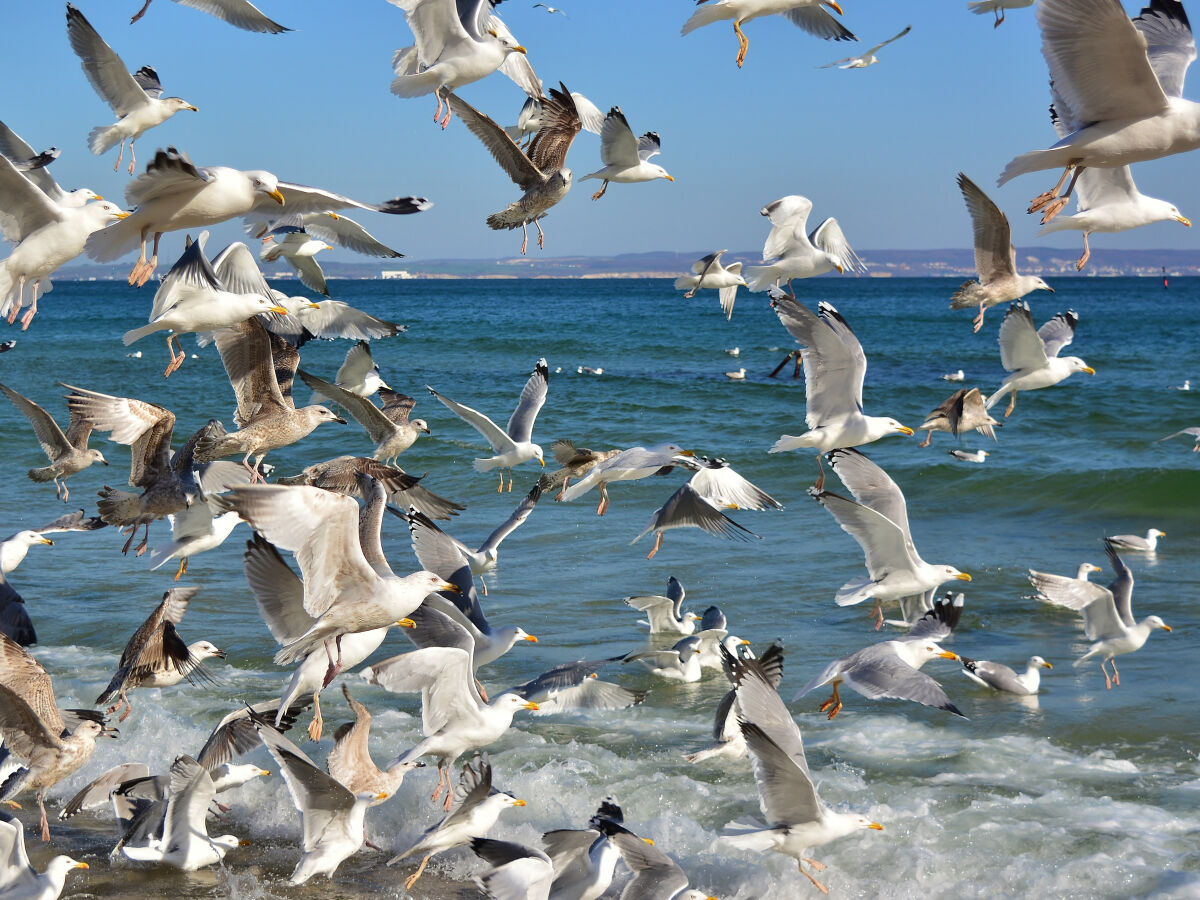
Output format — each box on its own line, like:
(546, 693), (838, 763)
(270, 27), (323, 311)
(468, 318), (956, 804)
(7, 0), (1199, 264)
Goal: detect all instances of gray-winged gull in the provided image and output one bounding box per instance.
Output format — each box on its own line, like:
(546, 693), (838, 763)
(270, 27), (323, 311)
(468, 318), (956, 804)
(960, 655), (1052, 694)
(984, 303), (1094, 416)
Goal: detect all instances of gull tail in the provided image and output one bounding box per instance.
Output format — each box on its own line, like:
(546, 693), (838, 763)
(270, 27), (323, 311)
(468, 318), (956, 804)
(948, 280), (983, 310)
(122, 322), (162, 346)
(834, 577), (875, 607)
(97, 487), (142, 527)
(768, 434), (815, 454)
(744, 264), (780, 293)
(681, 4), (728, 34)
(472, 456), (503, 473)
(88, 124), (122, 156)
(390, 68), (441, 99)
(27, 466), (57, 483)
(721, 821), (777, 851)
(998, 150), (1056, 186)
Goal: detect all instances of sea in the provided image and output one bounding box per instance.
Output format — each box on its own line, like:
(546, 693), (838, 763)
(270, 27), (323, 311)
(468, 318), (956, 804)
(0, 274), (1197, 899)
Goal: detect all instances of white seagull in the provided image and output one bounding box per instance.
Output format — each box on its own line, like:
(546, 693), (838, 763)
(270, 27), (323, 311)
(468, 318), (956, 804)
(960, 655), (1052, 694)
(818, 23), (911, 67)
(427, 358), (549, 491)
(128, 0), (290, 32)
(1156, 425), (1200, 450)
(746, 195), (866, 292)
(581, 108), (674, 200)
(558, 443), (691, 514)
(985, 302), (1094, 416)
(675, 250), (745, 319)
(968, 0), (1036, 27)
(682, 0), (857, 68)
(1105, 528), (1165, 552)
(66, 5), (198, 175)
(0, 810), (87, 899)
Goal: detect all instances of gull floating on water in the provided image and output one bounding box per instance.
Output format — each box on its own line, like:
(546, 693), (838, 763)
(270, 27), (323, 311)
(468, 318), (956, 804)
(747, 196), (867, 292)
(66, 5), (198, 175)
(917, 388), (1001, 448)
(582, 107), (673, 200)
(428, 358), (549, 490)
(1031, 540), (1171, 689)
(948, 449), (989, 463)
(961, 655), (1052, 694)
(818, 23), (911, 67)
(0, 384), (108, 501)
(985, 302), (1094, 416)
(1105, 528), (1165, 552)
(624, 634), (708, 682)
(942, 369), (965, 382)
(682, 0), (857, 68)
(949, 173), (1054, 332)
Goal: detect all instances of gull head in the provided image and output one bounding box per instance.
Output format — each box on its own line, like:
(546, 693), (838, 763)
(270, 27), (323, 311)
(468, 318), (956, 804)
(488, 30), (527, 55)
(530, 443), (545, 467)
(90, 201), (130, 226)
(1065, 356), (1095, 375)
(1029, 656), (1053, 670)
(164, 97), (199, 113)
(822, 0), (845, 14)
(513, 628), (538, 644)
(648, 164), (674, 184)
(190, 641), (225, 662)
(1033, 277), (1054, 293)
(883, 418), (914, 437)
(854, 815), (885, 831)
(413, 418), (431, 435)
(1149, 528), (1166, 539)
(1151, 200), (1191, 227)
(945, 567), (971, 582)
(11, 530), (52, 549)
(1146, 615), (1172, 632)
(247, 171), (285, 205)
(314, 405), (347, 424)
(89, 448), (110, 464)
(921, 643), (959, 662)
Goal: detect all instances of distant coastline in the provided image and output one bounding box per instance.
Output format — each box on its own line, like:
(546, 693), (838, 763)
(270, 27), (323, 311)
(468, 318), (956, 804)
(57, 246), (1200, 281)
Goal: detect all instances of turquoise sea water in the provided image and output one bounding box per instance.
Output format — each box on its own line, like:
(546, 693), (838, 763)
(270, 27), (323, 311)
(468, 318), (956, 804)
(0, 275), (1198, 898)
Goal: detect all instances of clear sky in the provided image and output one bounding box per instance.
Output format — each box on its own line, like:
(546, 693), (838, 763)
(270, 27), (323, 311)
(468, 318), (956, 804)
(7, 0), (1200, 265)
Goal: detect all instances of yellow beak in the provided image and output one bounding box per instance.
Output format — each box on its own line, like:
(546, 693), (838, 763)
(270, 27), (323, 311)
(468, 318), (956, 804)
(395, 618), (416, 629)
(268, 189), (285, 205)
(268, 305), (289, 314)
(956, 572), (972, 581)
(1082, 366), (1096, 375)
(1162, 624), (1173, 632)
(376, 791), (390, 800)
(115, 211), (131, 219)
(868, 822), (884, 830)
(939, 651), (960, 660)
(75, 862), (89, 869)
(186, 104), (199, 112)
(524, 634), (539, 642)
(1177, 216), (1192, 226)
(665, 174), (675, 182)
(38, 537), (53, 545)
(896, 425), (914, 436)
(1041, 661), (1053, 669)
(513, 798), (527, 806)
(440, 581), (461, 593)
(523, 701), (540, 711)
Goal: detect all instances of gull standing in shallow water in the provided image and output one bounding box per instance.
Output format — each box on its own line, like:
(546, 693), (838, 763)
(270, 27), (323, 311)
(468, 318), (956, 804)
(682, 0), (857, 68)
(0, 383), (108, 501)
(581, 107), (674, 200)
(810, 449), (971, 628)
(985, 302), (1094, 416)
(961, 655), (1053, 694)
(949, 173), (1054, 333)
(1030, 540), (1171, 689)
(722, 645), (882, 893)
(428, 358), (549, 490)
(795, 593), (967, 718)
(766, 291), (913, 487)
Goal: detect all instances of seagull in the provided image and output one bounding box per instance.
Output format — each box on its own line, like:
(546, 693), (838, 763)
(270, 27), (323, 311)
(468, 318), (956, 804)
(539, 440), (621, 501)
(725, 367), (747, 380)
(632, 481), (760, 559)
(998, 0), (1200, 222)
(0, 120), (100, 208)
(385, 754), (527, 888)
(968, 0), (1036, 27)
(533, 2), (567, 14)
(917, 388), (1001, 448)
(1170, 379), (1191, 389)
(66, 5), (198, 175)
(472, 837), (553, 899)
(390, 0), (537, 128)
(949, 173), (1054, 332)
(722, 645), (882, 893)
(942, 369), (965, 381)
(297, 374), (429, 464)
(327, 685), (424, 803)
(604, 821), (717, 900)
(504, 657), (644, 715)
(195, 317), (348, 477)
(985, 302), (1094, 416)
(626, 577), (699, 634)
(818, 23), (911, 67)
(0, 511), (105, 581)
(1156, 425), (1200, 450)
(260, 293), (408, 344)
(0, 634), (113, 841)
(365, 648), (538, 808)
(539, 799), (629, 900)
(128, 0), (290, 32)
(624, 635), (707, 683)
(276, 455), (465, 521)
(253, 212), (405, 295)
(122, 235), (290, 377)
(1038, 85), (1191, 269)
(675, 250), (745, 319)
(0, 154), (129, 328)
(558, 443), (691, 514)
(145, 473), (247, 581)
(948, 449), (989, 463)
(682, 0), (857, 68)
(811, 449), (971, 628)
(252, 714), (387, 885)
(119, 755), (245, 870)
(446, 85), (583, 254)
(766, 292), (912, 485)
(581, 108), (674, 200)
(1030, 540), (1171, 689)
(746, 196), (867, 292)
(427, 358), (549, 491)
(795, 593), (966, 718)
(685, 641), (784, 764)
(0, 383), (108, 500)
(960, 655), (1052, 694)
(1105, 528), (1165, 553)
(304, 341), (390, 404)
(94, 586), (224, 721)
(225, 481), (450, 684)
(84, 146), (430, 286)
(0, 810), (87, 898)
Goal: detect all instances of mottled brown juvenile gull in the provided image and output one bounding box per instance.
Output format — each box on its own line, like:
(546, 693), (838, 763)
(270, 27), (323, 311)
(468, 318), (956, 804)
(1030, 540), (1171, 689)
(195, 318), (346, 478)
(682, 0), (857, 68)
(0, 634), (113, 841)
(445, 85), (582, 254)
(916, 387), (1001, 448)
(298, 372), (429, 463)
(328, 685), (424, 803)
(95, 586), (224, 721)
(539, 439), (620, 500)
(960, 655), (1052, 694)
(674, 250), (745, 320)
(766, 292), (912, 484)
(811, 449), (971, 628)
(0, 810), (88, 897)
(0, 383), (107, 501)
(428, 358), (549, 491)
(984, 303), (1094, 416)
(746, 196), (867, 292)
(581, 108), (674, 200)
(949, 173), (1053, 332)
(277, 455), (464, 520)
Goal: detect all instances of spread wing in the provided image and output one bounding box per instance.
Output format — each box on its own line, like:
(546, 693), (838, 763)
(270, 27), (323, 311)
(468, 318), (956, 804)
(1134, 0), (1196, 97)
(506, 359), (548, 442)
(0, 384), (72, 460)
(445, 91), (544, 190)
(172, 0), (291, 33)
(1037, 310), (1078, 358)
(214, 318), (289, 423)
(597, 107), (640, 167)
(60, 384), (174, 488)
(957, 172), (1016, 282)
(66, 4), (150, 117)
(527, 84), (582, 173)
(769, 292), (866, 427)
(997, 302), (1050, 372)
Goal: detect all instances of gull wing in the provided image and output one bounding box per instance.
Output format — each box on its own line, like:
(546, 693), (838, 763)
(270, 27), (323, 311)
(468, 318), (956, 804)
(632, 484), (760, 544)
(446, 91), (544, 190)
(0, 155), (62, 243)
(760, 195), (813, 260)
(957, 172), (1016, 282)
(637, 132), (662, 163)
(1038, 0), (1168, 124)
(1030, 569), (1123, 639)
(256, 721), (357, 851)
(60, 384), (174, 488)
(126, 148), (212, 207)
(527, 84), (582, 174)
(958, 388), (999, 439)
(997, 302), (1050, 372)
(740, 722), (822, 828)
(608, 828), (689, 900)
(769, 293), (866, 427)
(0, 634), (65, 757)
(478, 482), (541, 555)
(301, 212), (403, 258)
(784, 4), (858, 40)
(269, 182), (430, 218)
(0, 384), (73, 460)
(597, 108), (639, 167)
(839, 644), (963, 714)
(1102, 539), (1136, 627)
(335, 341), (376, 389)
(809, 217), (867, 273)
(688, 458), (782, 510)
(242, 535), (313, 645)
(1037, 310), (1078, 358)
(282, 297), (405, 342)
(811, 488), (920, 580)
(690, 248), (726, 276)
(0, 120), (66, 205)
(392, 0), (473, 67)
(1157, 426), (1200, 442)
(213, 241), (275, 301)
(161, 756), (218, 854)
(196, 698), (310, 770)
(725, 647), (810, 779)
(297, 372), (394, 443)
(132, 65), (163, 98)
(428, 387), (515, 454)
(173, 0), (291, 33)
(904, 592), (964, 642)
(1134, 0), (1197, 98)
(869, 23), (913, 55)
(66, 4), (150, 117)
(506, 359), (548, 442)
(471, 838), (553, 900)
(362, 646), (482, 736)
(214, 318), (289, 421)
(147, 233), (223, 320)
(825, 449), (917, 559)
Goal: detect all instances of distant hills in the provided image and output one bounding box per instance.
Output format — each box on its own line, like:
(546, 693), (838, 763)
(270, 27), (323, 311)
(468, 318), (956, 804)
(59, 246), (1200, 281)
